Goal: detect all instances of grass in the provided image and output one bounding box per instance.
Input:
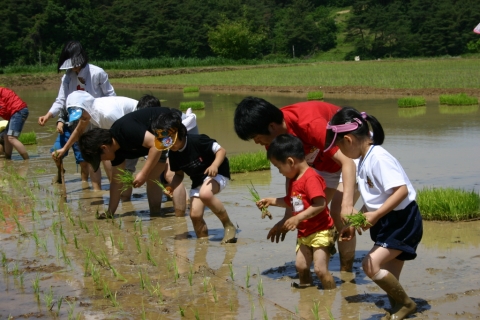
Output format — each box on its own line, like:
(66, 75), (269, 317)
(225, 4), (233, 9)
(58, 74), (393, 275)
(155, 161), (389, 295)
(307, 91), (324, 100)
(247, 182), (272, 220)
(417, 187), (480, 221)
(179, 101), (205, 111)
(183, 86), (199, 93)
(397, 96), (426, 108)
(112, 58), (480, 90)
(439, 93), (478, 106)
(18, 131), (37, 145)
(229, 150), (270, 173)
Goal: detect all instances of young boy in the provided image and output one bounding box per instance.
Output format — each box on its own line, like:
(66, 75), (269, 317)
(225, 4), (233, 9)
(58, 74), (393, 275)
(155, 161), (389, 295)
(78, 107), (170, 218)
(151, 110), (237, 244)
(256, 134), (336, 289)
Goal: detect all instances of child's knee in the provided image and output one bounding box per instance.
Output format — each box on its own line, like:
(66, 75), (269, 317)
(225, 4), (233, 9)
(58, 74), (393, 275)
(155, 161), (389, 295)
(198, 189), (214, 203)
(361, 256), (375, 278)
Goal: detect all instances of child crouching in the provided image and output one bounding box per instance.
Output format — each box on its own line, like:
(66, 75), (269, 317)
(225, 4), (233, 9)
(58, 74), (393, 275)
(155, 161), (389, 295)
(257, 134), (336, 289)
(152, 110), (237, 244)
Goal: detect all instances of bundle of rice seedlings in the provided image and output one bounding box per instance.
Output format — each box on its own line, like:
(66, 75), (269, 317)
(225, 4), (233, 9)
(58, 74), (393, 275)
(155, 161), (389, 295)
(439, 93), (478, 106)
(345, 211), (370, 228)
(307, 91), (324, 101)
(18, 131), (37, 145)
(151, 179), (172, 197)
(397, 96), (426, 108)
(116, 169), (134, 194)
(183, 86), (200, 93)
(180, 101), (205, 111)
(247, 182), (272, 219)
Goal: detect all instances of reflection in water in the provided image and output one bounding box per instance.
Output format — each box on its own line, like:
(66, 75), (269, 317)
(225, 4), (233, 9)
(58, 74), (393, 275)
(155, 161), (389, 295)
(421, 220), (480, 250)
(439, 104), (479, 114)
(398, 106), (426, 118)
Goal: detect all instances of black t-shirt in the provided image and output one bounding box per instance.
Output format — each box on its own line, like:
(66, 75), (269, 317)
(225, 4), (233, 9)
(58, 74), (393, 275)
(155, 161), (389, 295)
(169, 134), (230, 189)
(109, 107), (169, 166)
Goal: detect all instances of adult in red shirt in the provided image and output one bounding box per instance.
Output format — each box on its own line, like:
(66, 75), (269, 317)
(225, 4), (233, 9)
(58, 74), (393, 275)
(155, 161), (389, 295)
(234, 96), (358, 272)
(0, 87), (30, 160)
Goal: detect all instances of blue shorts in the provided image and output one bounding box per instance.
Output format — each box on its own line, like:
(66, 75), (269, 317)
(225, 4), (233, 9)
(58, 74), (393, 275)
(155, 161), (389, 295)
(50, 125), (84, 164)
(6, 108), (29, 137)
(370, 201), (423, 261)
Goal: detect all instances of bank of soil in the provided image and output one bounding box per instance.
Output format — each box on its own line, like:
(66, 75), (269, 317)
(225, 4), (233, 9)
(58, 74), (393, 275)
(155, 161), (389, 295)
(3, 66), (480, 96)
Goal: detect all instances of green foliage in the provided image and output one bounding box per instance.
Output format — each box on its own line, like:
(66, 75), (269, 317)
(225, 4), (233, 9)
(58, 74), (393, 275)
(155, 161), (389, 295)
(417, 187), (480, 221)
(397, 97), (426, 108)
(439, 93), (478, 106)
(307, 91), (324, 100)
(179, 101), (205, 111)
(18, 131), (37, 145)
(229, 150), (270, 173)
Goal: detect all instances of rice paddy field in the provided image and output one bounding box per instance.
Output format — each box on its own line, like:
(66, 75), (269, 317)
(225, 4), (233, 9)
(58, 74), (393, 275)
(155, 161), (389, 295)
(1, 60), (480, 319)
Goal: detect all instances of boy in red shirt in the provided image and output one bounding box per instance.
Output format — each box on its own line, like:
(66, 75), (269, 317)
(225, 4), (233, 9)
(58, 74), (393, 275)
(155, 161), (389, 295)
(257, 134), (336, 289)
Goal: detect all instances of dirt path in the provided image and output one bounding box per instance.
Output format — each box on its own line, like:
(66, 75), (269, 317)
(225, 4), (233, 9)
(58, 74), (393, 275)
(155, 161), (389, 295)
(3, 66), (480, 96)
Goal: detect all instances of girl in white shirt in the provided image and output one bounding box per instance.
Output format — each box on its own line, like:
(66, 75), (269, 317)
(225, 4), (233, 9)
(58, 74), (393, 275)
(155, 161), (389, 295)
(325, 107), (422, 320)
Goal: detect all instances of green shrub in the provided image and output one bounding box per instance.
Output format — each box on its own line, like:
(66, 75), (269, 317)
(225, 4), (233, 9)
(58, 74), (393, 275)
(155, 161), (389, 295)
(307, 91), (324, 101)
(18, 131), (37, 145)
(439, 93), (478, 106)
(229, 150), (270, 173)
(397, 97), (426, 108)
(179, 101), (205, 111)
(417, 187), (480, 221)
(183, 86), (199, 93)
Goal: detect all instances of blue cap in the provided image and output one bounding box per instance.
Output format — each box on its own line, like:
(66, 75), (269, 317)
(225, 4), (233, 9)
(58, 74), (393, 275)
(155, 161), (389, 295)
(68, 107), (83, 122)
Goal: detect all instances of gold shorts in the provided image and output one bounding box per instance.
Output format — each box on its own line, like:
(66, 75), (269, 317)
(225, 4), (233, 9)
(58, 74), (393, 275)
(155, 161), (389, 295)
(296, 228), (336, 254)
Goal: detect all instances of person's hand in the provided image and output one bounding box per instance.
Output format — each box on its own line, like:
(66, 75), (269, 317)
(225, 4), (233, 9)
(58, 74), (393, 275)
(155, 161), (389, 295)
(56, 122), (64, 134)
(52, 148), (66, 160)
(163, 186), (173, 198)
(284, 216), (300, 231)
(339, 225), (356, 241)
(256, 198), (271, 210)
(204, 165), (218, 177)
(38, 115), (49, 126)
(267, 220), (289, 243)
(133, 171), (147, 188)
(361, 211), (378, 231)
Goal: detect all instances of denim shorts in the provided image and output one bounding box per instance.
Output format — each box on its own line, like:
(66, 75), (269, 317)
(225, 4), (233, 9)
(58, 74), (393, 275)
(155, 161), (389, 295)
(50, 125), (84, 164)
(6, 108), (29, 137)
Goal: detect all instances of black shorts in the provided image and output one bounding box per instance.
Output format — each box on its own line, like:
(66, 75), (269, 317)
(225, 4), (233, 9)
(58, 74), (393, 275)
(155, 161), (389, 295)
(370, 201), (423, 261)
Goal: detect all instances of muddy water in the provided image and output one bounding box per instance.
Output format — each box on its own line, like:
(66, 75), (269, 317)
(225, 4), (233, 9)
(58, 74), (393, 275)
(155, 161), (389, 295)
(0, 88), (479, 319)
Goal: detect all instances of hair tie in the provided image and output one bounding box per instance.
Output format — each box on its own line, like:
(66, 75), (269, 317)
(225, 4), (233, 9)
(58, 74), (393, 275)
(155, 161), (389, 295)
(361, 112), (367, 119)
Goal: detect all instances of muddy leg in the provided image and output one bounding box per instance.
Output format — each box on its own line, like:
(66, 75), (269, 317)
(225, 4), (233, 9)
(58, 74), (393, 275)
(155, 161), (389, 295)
(373, 271), (416, 320)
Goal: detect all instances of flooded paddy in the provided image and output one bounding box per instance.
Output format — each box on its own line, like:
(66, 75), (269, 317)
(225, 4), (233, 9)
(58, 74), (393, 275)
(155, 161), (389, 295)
(1, 88), (479, 319)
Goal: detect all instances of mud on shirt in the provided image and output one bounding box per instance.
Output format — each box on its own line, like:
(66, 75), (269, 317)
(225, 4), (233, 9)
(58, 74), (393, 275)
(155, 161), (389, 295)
(169, 134), (230, 189)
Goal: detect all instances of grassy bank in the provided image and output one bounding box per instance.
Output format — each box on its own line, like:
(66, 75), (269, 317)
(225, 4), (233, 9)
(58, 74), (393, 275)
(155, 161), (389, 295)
(112, 58), (480, 90)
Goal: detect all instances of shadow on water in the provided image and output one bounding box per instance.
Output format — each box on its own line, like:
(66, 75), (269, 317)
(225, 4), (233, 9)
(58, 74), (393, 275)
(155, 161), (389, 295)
(0, 88), (479, 318)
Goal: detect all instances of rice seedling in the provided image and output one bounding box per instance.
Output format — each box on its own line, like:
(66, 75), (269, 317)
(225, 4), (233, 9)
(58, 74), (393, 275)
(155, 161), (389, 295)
(74, 234), (79, 249)
(261, 303), (268, 320)
(32, 273), (40, 296)
(247, 182), (272, 219)
(179, 306), (185, 317)
(67, 301), (75, 320)
(77, 216), (84, 230)
(146, 247), (157, 266)
(417, 187), (480, 221)
(228, 262), (235, 281)
(151, 179), (172, 197)
(211, 284), (218, 303)
(59, 225), (68, 244)
(116, 168), (134, 194)
(183, 86), (199, 93)
(134, 236), (142, 253)
(91, 265), (101, 285)
(179, 101), (205, 111)
(56, 296), (63, 315)
(32, 229), (40, 247)
(117, 239), (124, 250)
(397, 96), (426, 108)
(12, 262), (19, 277)
(312, 301), (320, 320)
(188, 264), (194, 286)
(11, 212), (26, 234)
(229, 150), (270, 173)
(344, 211), (371, 228)
(43, 286), (54, 310)
(439, 93), (478, 106)
(307, 91), (324, 101)
(251, 303), (255, 320)
(171, 257), (179, 282)
(257, 276), (264, 296)
(148, 282), (163, 302)
(245, 265), (251, 288)
(62, 247), (72, 268)
(139, 269), (148, 290)
(19, 272), (25, 288)
(325, 307), (335, 320)
(1, 252), (7, 267)
(193, 308), (200, 320)
(109, 232), (115, 248)
(40, 237), (48, 253)
(18, 131), (37, 145)
(141, 299), (146, 320)
(93, 222), (99, 236)
(102, 282), (120, 307)
(84, 222), (89, 233)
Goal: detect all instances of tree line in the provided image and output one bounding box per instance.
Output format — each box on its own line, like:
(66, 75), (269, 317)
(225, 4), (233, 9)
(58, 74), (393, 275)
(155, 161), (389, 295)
(1, 0), (479, 68)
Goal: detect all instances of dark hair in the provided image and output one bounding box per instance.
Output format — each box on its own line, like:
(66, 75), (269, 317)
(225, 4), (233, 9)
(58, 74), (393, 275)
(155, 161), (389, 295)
(136, 94), (161, 109)
(234, 96), (283, 140)
(57, 40), (88, 73)
(267, 134), (305, 163)
(78, 128), (113, 160)
(151, 109), (187, 141)
(325, 107), (385, 148)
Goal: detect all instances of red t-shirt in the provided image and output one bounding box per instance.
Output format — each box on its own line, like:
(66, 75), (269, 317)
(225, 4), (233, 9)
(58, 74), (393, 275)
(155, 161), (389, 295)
(0, 87), (27, 120)
(281, 101), (341, 173)
(284, 167), (333, 238)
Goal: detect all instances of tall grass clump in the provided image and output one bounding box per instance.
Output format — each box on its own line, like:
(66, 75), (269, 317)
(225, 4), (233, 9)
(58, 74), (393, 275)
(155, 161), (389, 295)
(307, 91), (324, 101)
(229, 150), (270, 173)
(417, 187), (480, 221)
(439, 93), (478, 106)
(183, 86), (199, 93)
(397, 97), (426, 108)
(179, 101), (205, 111)
(18, 131), (37, 145)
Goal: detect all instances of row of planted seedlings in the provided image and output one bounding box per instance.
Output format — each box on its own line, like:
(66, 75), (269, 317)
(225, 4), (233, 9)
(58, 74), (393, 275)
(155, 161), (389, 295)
(0, 162), (294, 319)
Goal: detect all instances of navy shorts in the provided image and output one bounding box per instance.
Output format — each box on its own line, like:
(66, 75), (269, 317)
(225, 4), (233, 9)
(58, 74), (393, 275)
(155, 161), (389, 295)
(6, 108), (29, 137)
(50, 125), (84, 164)
(370, 201), (423, 261)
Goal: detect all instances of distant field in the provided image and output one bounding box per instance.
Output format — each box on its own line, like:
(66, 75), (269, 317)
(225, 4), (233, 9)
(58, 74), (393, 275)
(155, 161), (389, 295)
(112, 58), (480, 89)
